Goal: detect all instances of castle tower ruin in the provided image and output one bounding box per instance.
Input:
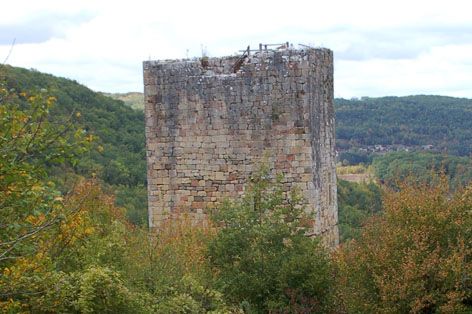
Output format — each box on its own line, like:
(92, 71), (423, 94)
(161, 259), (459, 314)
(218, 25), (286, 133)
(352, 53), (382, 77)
(143, 46), (338, 246)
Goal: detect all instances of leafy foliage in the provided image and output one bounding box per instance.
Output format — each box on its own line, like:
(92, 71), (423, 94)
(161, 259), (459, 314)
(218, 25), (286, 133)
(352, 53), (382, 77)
(0, 79), (149, 312)
(0, 83), (89, 268)
(0, 180), (152, 313)
(1, 65), (147, 224)
(372, 151), (472, 189)
(336, 177), (472, 313)
(113, 184), (148, 225)
(122, 214), (228, 313)
(207, 170), (336, 313)
(1, 172), (220, 313)
(336, 95), (472, 156)
(337, 179), (382, 242)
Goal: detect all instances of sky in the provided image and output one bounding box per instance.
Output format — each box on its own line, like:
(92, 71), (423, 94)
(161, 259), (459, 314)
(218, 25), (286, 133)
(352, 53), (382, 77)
(0, 0), (471, 98)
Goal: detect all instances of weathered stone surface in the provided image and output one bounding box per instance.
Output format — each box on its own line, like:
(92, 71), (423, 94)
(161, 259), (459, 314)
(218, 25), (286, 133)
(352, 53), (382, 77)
(143, 47), (339, 247)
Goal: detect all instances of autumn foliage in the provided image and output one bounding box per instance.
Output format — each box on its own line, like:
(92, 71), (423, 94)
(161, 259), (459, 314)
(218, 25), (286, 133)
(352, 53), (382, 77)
(1, 78), (471, 313)
(336, 177), (472, 313)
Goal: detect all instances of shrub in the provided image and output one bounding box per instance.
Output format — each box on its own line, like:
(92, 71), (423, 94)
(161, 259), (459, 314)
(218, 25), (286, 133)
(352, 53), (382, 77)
(336, 177), (472, 313)
(207, 170), (336, 313)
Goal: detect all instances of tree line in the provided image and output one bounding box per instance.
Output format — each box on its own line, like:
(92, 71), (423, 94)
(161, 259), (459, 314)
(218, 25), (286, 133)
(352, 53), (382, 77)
(336, 95), (472, 156)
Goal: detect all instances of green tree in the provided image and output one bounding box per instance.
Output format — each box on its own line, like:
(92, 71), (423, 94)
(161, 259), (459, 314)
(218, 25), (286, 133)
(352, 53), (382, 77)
(337, 179), (382, 242)
(207, 170), (335, 313)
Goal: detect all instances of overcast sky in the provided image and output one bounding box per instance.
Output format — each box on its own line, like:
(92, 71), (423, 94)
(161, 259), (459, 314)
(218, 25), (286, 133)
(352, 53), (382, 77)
(0, 0), (471, 98)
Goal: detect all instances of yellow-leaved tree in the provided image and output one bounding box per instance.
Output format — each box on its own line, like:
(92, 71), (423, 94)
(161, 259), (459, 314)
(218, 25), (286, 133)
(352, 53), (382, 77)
(0, 79), (89, 310)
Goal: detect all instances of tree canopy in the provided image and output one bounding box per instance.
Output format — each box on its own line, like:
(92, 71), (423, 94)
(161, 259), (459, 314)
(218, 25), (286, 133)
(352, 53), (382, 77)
(336, 95), (472, 156)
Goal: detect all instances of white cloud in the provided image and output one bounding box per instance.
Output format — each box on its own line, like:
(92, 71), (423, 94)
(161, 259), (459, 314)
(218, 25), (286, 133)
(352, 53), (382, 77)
(0, 0), (471, 97)
(336, 43), (472, 97)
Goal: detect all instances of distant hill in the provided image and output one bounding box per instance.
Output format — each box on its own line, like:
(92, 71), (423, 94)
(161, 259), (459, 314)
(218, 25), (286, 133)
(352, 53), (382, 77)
(1, 65), (147, 224)
(336, 96), (472, 157)
(103, 92), (144, 110)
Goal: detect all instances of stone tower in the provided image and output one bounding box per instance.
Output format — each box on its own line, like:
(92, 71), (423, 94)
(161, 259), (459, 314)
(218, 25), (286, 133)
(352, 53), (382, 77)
(143, 46), (338, 246)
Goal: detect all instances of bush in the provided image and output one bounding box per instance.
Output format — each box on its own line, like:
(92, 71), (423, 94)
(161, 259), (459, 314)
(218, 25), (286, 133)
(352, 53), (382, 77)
(337, 179), (382, 242)
(156, 275), (235, 313)
(336, 177), (472, 313)
(207, 170), (336, 313)
(74, 266), (144, 314)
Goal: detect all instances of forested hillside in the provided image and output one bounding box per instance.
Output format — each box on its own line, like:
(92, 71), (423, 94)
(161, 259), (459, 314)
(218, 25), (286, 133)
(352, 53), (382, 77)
(1, 65), (147, 224)
(336, 95), (472, 156)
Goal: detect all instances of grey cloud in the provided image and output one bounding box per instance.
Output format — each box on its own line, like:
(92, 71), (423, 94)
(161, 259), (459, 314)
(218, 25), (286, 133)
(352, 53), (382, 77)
(316, 25), (472, 61)
(0, 12), (95, 45)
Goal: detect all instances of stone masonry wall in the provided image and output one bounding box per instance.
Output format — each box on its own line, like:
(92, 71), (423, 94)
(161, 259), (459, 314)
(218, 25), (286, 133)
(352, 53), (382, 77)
(143, 48), (338, 246)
